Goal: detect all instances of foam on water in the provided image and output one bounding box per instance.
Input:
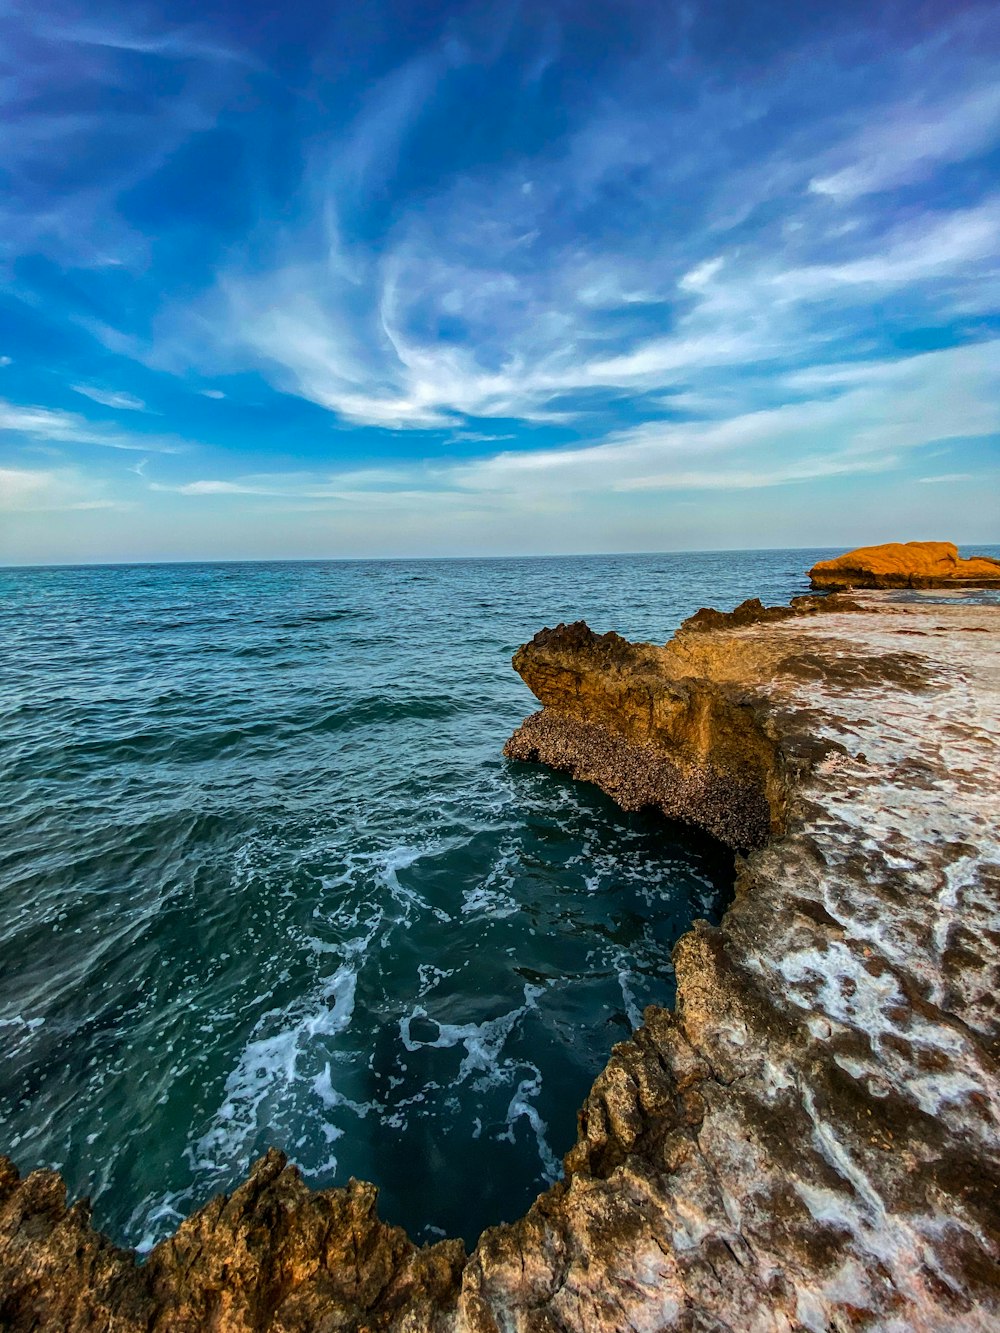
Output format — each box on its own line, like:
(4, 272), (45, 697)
(195, 958), (363, 1170)
(400, 983), (543, 1080)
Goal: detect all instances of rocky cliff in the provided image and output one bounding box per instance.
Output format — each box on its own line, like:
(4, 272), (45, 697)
(3, 589), (999, 1330)
(810, 540), (1000, 589)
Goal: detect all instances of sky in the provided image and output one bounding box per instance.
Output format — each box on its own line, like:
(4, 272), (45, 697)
(1, 0), (999, 563)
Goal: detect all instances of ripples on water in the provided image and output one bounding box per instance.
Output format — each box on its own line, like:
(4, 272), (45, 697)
(0, 549), (860, 1247)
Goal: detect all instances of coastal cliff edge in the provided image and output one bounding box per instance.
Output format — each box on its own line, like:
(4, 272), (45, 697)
(3, 587), (999, 1330)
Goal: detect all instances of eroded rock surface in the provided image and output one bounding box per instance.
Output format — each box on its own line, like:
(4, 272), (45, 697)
(810, 540), (1000, 589)
(496, 591), (1000, 1331)
(3, 591), (1000, 1330)
(0, 1148), (464, 1331)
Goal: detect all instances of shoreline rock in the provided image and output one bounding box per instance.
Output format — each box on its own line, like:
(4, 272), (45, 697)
(3, 587), (999, 1330)
(809, 540), (1000, 589)
(0, 1148), (465, 1331)
(501, 615), (789, 852)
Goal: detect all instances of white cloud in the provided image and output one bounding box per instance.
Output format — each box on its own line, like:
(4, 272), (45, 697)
(46, 6), (996, 486)
(448, 430), (517, 444)
(171, 480), (262, 495)
(448, 340), (1000, 496)
(616, 453), (896, 492)
(47, 18), (252, 65)
(72, 384), (147, 411)
(810, 82), (1000, 199)
(678, 256), (725, 292)
(771, 198), (1000, 297)
(0, 399), (179, 451)
(150, 464), (428, 499)
(152, 341), (999, 508)
(196, 152), (1000, 432)
(582, 331), (772, 384)
(782, 340), (1000, 395)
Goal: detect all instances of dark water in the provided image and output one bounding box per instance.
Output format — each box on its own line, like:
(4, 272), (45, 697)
(0, 547), (929, 1249)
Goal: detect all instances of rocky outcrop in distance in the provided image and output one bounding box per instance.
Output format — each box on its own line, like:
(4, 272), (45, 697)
(3, 587), (1000, 1330)
(810, 539), (1000, 589)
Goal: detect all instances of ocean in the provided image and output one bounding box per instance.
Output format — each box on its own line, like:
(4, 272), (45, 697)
(1, 547), (990, 1250)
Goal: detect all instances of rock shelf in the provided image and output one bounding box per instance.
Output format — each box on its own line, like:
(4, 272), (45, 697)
(809, 540), (1000, 589)
(3, 589), (999, 1330)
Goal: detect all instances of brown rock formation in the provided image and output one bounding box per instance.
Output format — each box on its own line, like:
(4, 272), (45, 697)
(501, 616), (788, 851)
(3, 589), (1000, 1329)
(810, 540), (1000, 589)
(0, 1148), (464, 1331)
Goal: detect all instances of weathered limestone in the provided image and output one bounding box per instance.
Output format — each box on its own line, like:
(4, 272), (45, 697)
(496, 590), (1000, 1330)
(501, 597), (857, 851)
(0, 1149), (464, 1331)
(810, 540), (1000, 589)
(3, 588), (999, 1330)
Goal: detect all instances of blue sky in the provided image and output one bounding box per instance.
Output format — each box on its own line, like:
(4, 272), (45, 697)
(1, 0), (998, 562)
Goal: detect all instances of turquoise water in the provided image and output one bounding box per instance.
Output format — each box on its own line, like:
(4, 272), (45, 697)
(0, 547), (946, 1250)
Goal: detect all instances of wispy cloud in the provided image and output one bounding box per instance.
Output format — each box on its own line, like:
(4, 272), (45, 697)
(158, 479), (264, 495)
(206, 180), (1000, 431)
(810, 81), (1000, 199)
(448, 347), (998, 498)
(43, 14), (253, 65)
(0, 400), (178, 452)
(72, 385), (147, 411)
(150, 465), (425, 499)
(0, 2), (252, 269)
(171, 36), (1000, 437)
(770, 198), (1000, 297)
(915, 472), (975, 484)
(153, 341), (999, 508)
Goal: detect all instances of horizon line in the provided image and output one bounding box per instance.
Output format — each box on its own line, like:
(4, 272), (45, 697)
(4, 540), (1000, 572)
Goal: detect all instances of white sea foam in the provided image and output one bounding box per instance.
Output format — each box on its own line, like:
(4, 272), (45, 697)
(378, 843), (452, 924)
(399, 983), (543, 1087)
(192, 964), (357, 1170)
(499, 1067), (561, 1183)
(461, 843), (520, 918)
(461, 883), (518, 917)
(613, 949), (644, 1030)
(193, 913), (382, 1172)
(392, 983), (565, 1177)
(417, 962), (457, 996)
(311, 1064), (378, 1119)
